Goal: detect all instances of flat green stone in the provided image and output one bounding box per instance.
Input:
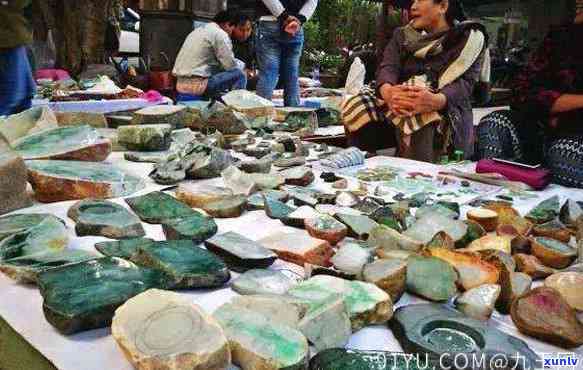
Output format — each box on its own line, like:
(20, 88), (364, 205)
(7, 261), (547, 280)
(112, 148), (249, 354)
(535, 237), (576, 254)
(117, 124), (172, 151)
(204, 232), (277, 272)
(264, 195), (296, 220)
(95, 238), (155, 259)
(247, 190), (289, 210)
(13, 125), (110, 161)
(248, 173), (285, 190)
(161, 214), (218, 243)
(213, 304), (309, 369)
(68, 199), (145, 239)
(203, 195), (247, 218)
(526, 195), (560, 224)
(335, 214), (379, 240)
(231, 269), (298, 295)
(0, 213), (53, 241)
(132, 240), (230, 289)
(298, 294), (351, 351)
(406, 256), (458, 302)
(310, 349), (427, 370)
(125, 191), (198, 224)
(38, 257), (168, 334)
(0, 216), (68, 262)
(0, 249), (98, 284)
(124, 151), (170, 163)
(389, 304), (540, 369)
(26, 160), (145, 202)
(131, 105), (187, 129)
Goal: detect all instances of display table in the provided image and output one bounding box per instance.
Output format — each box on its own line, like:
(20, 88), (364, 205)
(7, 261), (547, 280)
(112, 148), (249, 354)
(31, 97), (173, 114)
(1, 154), (582, 370)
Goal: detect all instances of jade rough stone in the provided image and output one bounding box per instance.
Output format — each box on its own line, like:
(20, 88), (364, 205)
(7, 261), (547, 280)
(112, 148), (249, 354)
(0, 213), (53, 241)
(162, 214), (218, 244)
(204, 231), (277, 272)
(0, 216), (68, 262)
(117, 124), (172, 151)
(68, 199), (145, 239)
(95, 238), (155, 259)
(406, 256), (458, 302)
(125, 191), (198, 224)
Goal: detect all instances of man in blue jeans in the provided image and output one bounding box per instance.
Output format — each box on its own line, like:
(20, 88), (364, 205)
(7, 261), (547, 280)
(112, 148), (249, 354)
(174, 10), (253, 100)
(256, 0), (318, 107)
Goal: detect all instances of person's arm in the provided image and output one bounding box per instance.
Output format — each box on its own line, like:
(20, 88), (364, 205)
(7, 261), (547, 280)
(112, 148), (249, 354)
(439, 52), (484, 113)
(260, 0), (285, 17)
(550, 94), (583, 113)
(214, 31), (237, 71)
(297, 0), (318, 23)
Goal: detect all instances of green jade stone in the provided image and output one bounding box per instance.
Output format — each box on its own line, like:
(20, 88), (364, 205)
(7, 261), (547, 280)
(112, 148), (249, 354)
(535, 237), (576, 254)
(526, 195), (560, 224)
(95, 238), (155, 259)
(389, 304), (540, 370)
(264, 195), (296, 220)
(117, 124), (172, 151)
(406, 256), (458, 302)
(231, 269), (298, 295)
(0, 216), (68, 262)
(132, 240), (230, 289)
(214, 304), (309, 370)
(335, 214), (379, 240)
(68, 199), (145, 239)
(247, 190), (289, 210)
(204, 232), (277, 272)
(203, 195), (247, 218)
(0, 213), (53, 241)
(13, 125), (109, 160)
(309, 349), (426, 370)
(38, 257), (167, 335)
(162, 214), (218, 244)
(125, 191), (198, 224)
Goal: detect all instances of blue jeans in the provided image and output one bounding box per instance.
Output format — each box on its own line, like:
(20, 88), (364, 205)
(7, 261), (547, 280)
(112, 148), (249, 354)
(256, 21), (304, 107)
(0, 46), (35, 116)
(206, 68), (247, 98)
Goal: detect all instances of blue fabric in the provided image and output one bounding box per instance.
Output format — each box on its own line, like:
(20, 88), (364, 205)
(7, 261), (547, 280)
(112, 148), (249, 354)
(176, 93), (204, 102)
(0, 46), (35, 116)
(256, 21), (304, 107)
(205, 68), (247, 99)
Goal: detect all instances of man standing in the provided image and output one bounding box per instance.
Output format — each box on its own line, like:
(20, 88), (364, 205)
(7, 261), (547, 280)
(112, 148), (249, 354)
(173, 10), (253, 99)
(256, 0), (318, 107)
(0, 0), (35, 116)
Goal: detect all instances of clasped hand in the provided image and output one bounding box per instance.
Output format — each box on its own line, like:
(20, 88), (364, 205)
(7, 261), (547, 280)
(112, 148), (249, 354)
(282, 16), (301, 36)
(381, 84), (446, 117)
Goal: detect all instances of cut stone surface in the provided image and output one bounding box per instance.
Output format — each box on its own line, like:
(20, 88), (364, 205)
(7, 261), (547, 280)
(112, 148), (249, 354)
(463, 234), (512, 254)
(0, 106), (57, 144)
(161, 214), (218, 244)
(404, 212), (467, 244)
(131, 105), (187, 129)
(496, 264), (533, 314)
(532, 219), (571, 243)
(228, 295), (308, 328)
(203, 195), (247, 218)
(305, 214), (348, 245)
(330, 243), (371, 278)
(0, 213), (53, 241)
(526, 196), (560, 224)
(483, 203), (533, 236)
(231, 269), (298, 296)
(248, 173), (285, 190)
(13, 125), (111, 161)
(368, 225), (423, 252)
(455, 284), (501, 320)
(335, 192), (360, 208)
(335, 213), (379, 240)
(514, 253), (556, 279)
(132, 240), (230, 289)
(405, 256), (458, 302)
(466, 208), (499, 232)
(390, 304), (540, 369)
(0, 249), (97, 284)
(95, 238), (155, 259)
(26, 160), (145, 202)
(0, 150), (32, 215)
(280, 166), (315, 186)
(204, 232), (277, 272)
(175, 183), (233, 208)
(511, 286), (583, 348)
(124, 151), (170, 163)
(263, 195), (296, 220)
(479, 249), (516, 273)
(0, 216), (68, 262)
(112, 289), (231, 370)
(213, 304), (309, 370)
(376, 249), (414, 260)
(425, 247), (499, 290)
(530, 237), (577, 269)
(260, 231), (333, 267)
(281, 206), (320, 228)
(455, 220), (487, 249)
(54, 111), (107, 128)
(67, 199), (144, 239)
(246, 190), (289, 210)
(38, 257), (167, 334)
(125, 191), (198, 224)
(221, 166), (258, 196)
(363, 259), (407, 303)
(287, 275), (392, 331)
(544, 272), (583, 311)
(297, 294), (351, 351)
(309, 349), (427, 370)
(117, 124), (172, 151)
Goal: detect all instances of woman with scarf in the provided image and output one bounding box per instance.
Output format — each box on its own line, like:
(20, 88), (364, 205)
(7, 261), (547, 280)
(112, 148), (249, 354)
(342, 0), (488, 163)
(476, 1), (583, 188)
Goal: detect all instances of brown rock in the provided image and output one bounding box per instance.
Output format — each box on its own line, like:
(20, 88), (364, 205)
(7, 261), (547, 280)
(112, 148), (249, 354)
(304, 215), (348, 245)
(466, 208), (499, 232)
(514, 253), (556, 279)
(259, 231), (334, 267)
(533, 221), (572, 244)
(496, 265), (532, 315)
(530, 237), (577, 269)
(463, 234), (512, 254)
(511, 287), (583, 348)
(202, 195), (247, 218)
(55, 112), (107, 128)
(484, 203), (533, 236)
(0, 150), (32, 215)
(175, 183), (233, 208)
(363, 259), (407, 302)
(497, 224), (531, 254)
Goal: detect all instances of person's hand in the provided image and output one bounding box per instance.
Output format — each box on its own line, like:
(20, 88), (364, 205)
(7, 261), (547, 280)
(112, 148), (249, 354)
(245, 69), (257, 79)
(283, 15), (301, 36)
(402, 86), (447, 115)
(379, 84), (415, 117)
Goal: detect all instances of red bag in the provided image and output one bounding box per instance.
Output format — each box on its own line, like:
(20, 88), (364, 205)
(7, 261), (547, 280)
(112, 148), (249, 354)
(475, 159), (551, 190)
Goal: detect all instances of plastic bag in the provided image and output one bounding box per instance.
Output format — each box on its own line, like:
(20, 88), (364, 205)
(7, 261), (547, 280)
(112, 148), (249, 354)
(344, 57), (366, 95)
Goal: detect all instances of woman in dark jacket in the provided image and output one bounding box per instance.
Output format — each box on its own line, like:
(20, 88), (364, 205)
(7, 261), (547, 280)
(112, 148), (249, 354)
(343, 0), (487, 163)
(476, 2), (583, 188)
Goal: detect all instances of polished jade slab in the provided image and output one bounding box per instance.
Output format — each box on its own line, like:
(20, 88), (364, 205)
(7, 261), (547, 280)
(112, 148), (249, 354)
(26, 160), (145, 197)
(68, 199), (145, 239)
(133, 240), (230, 289)
(38, 257), (167, 334)
(0, 213), (53, 241)
(13, 125), (105, 160)
(162, 214), (218, 243)
(95, 238), (155, 259)
(125, 191), (199, 224)
(0, 216), (68, 261)
(309, 349), (426, 370)
(204, 231), (277, 272)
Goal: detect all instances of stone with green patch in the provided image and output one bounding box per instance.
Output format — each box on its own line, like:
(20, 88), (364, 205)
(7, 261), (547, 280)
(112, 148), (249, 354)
(67, 199), (145, 239)
(231, 269), (298, 296)
(203, 195), (247, 218)
(204, 231), (277, 272)
(405, 256), (458, 302)
(117, 124), (172, 151)
(162, 214), (218, 243)
(125, 191), (198, 224)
